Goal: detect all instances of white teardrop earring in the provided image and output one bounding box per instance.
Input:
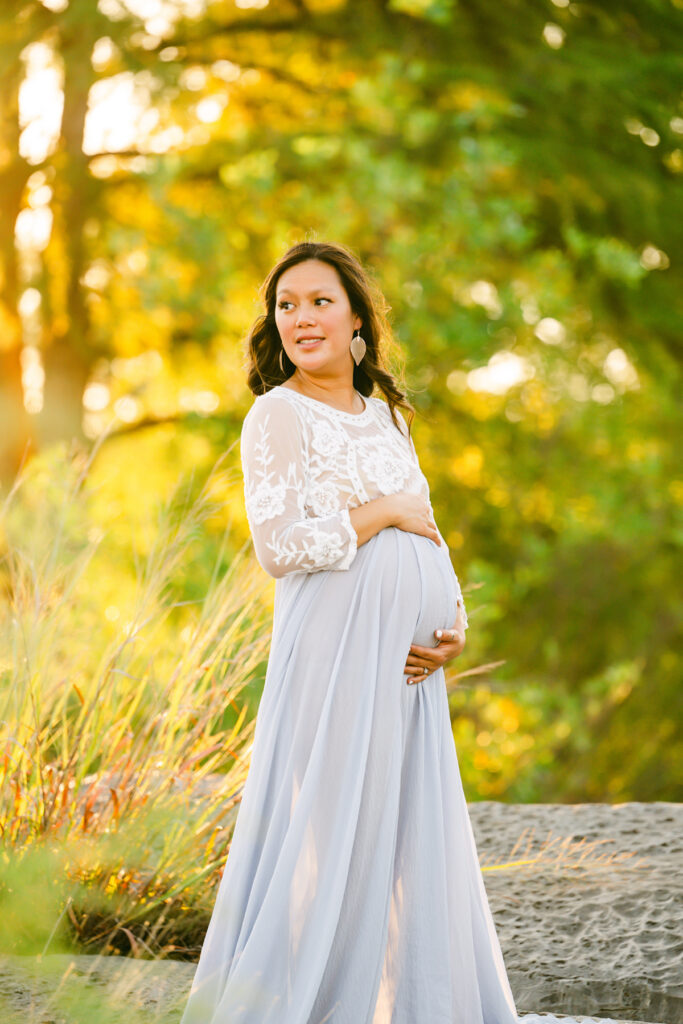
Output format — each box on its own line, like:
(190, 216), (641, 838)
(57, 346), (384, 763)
(350, 329), (366, 366)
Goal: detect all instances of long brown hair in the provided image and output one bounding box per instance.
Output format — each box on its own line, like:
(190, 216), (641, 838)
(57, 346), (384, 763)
(245, 241), (415, 436)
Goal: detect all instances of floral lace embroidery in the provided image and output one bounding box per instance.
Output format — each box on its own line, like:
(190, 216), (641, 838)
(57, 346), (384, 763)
(357, 443), (412, 495)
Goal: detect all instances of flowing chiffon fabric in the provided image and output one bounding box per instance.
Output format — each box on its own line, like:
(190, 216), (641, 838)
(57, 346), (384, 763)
(181, 525), (524, 1024)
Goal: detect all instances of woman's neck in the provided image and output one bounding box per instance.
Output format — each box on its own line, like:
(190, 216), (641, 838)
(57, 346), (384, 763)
(282, 372), (362, 414)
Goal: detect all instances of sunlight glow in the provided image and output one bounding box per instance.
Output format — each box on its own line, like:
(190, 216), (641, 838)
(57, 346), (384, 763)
(468, 280), (502, 319)
(521, 298), (540, 325)
(15, 207), (53, 251)
(603, 348), (639, 390)
(625, 118), (660, 147)
(20, 346), (45, 415)
(196, 97), (226, 123)
(20, 6), (215, 165)
(542, 23), (565, 49)
(84, 72), (154, 154)
(534, 317), (566, 346)
(92, 36), (119, 71)
(591, 383), (615, 404)
(83, 261), (112, 291)
(111, 351), (164, 379)
(640, 244), (669, 270)
(18, 289), (41, 318)
(467, 351), (535, 395)
(213, 60), (242, 82)
(83, 382), (111, 411)
(180, 66), (208, 91)
(104, 0), (208, 29)
(28, 184), (52, 208)
(19, 43), (64, 165)
(114, 396), (142, 422)
(640, 127), (660, 147)
(179, 389), (220, 414)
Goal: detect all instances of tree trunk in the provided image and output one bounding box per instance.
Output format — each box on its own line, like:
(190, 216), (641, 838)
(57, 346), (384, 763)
(38, 2), (102, 450)
(0, 42), (34, 485)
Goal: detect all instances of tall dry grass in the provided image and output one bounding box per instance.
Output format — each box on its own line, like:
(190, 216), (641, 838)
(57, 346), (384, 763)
(0, 441), (270, 959)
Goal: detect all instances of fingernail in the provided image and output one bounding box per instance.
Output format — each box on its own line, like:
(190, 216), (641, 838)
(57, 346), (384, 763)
(435, 630), (442, 638)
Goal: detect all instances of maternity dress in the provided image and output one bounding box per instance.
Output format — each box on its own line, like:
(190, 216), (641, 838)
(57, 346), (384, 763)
(180, 386), (602, 1024)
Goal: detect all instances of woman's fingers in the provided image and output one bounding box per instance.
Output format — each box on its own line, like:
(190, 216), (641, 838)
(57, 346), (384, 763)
(434, 627), (466, 652)
(406, 665), (432, 685)
(404, 657), (439, 674)
(409, 642), (445, 659)
(405, 609), (468, 684)
(405, 645), (442, 685)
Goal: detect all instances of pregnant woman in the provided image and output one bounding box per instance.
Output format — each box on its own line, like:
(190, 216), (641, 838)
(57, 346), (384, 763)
(180, 242), (544, 1023)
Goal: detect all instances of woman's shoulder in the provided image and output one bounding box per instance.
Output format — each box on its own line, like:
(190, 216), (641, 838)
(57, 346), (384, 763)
(241, 387), (302, 433)
(246, 386), (302, 413)
(368, 395), (410, 439)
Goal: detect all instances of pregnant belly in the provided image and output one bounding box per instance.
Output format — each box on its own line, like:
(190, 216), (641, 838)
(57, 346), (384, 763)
(365, 526), (460, 649)
(272, 526), (461, 674)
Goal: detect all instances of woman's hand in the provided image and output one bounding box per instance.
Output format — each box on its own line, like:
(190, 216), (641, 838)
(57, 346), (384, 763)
(405, 602), (467, 685)
(383, 492), (441, 546)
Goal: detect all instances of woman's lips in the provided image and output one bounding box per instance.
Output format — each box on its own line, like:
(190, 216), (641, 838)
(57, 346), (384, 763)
(296, 338), (323, 348)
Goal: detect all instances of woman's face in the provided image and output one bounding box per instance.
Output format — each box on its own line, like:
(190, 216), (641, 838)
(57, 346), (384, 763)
(274, 259), (362, 379)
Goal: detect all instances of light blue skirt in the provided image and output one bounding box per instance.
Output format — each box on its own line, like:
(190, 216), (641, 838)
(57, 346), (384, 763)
(180, 528), (533, 1023)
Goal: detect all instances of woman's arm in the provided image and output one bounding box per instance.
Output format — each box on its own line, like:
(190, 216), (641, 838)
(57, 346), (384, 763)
(241, 396), (358, 579)
(351, 492), (442, 548)
(347, 496), (394, 548)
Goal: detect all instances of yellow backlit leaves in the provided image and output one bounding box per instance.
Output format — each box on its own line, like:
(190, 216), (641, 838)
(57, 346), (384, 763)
(664, 149), (683, 173)
(389, 0), (439, 15)
(626, 439), (660, 463)
(554, 720), (571, 740)
(484, 696), (520, 733)
(303, 0), (346, 10)
(473, 749), (492, 771)
(452, 692), (537, 796)
(435, 80), (509, 123)
(519, 484), (555, 524)
(460, 391), (501, 422)
(485, 486), (509, 508)
(567, 493), (600, 528)
(450, 444), (484, 488)
(668, 480), (683, 505)
(520, 381), (556, 434)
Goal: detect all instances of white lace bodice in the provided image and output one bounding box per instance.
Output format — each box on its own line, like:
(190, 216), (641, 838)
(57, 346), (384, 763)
(240, 384), (467, 626)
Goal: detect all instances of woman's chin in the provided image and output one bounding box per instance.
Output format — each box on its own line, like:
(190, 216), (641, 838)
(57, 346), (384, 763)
(293, 351), (335, 371)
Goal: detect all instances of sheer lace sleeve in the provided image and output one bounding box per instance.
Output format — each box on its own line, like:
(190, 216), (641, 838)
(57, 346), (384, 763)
(240, 395), (358, 579)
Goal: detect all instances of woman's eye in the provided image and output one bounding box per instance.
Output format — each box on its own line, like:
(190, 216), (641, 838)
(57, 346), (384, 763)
(277, 297), (330, 309)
